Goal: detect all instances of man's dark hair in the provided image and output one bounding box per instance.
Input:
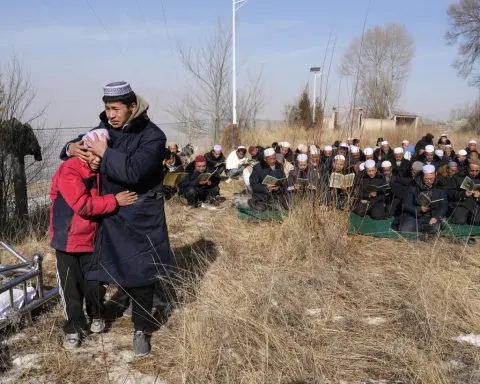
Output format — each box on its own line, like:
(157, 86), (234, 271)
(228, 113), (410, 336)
(352, 138), (360, 145)
(102, 91), (137, 107)
(426, 133), (434, 141)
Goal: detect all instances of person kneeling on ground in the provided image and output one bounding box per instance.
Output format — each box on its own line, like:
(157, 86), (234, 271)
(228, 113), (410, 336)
(399, 164), (447, 234)
(181, 155), (221, 209)
(449, 158), (480, 225)
(353, 160), (387, 220)
(249, 148), (288, 212)
(225, 145), (248, 180)
(50, 129), (137, 349)
(204, 144), (226, 175)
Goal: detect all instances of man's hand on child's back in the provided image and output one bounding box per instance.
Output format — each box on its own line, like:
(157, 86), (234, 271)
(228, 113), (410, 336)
(69, 141), (90, 162)
(115, 191), (137, 206)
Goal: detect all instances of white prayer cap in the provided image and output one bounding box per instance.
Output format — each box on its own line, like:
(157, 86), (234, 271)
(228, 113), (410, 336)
(350, 146), (360, 153)
(381, 140), (389, 146)
(213, 144), (222, 152)
(237, 145), (246, 151)
(469, 139), (477, 144)
(445, 144), (453, 148)
(263, 147), (275, 157)
(425, 145), (435, 153)
(458, 149), (468, 156)
(278, 141), (285, 147)
(381, 160), (392, 168)
(402, 140), (409, 145)
(365, 159), (376, 169)
(324, 145), (333, 151)
(309, 144), (317, 152)
(310, 148), (319, 155)
(339, 142), (349, 148)
(422, 164), (436, 174)
(282, 142), (291, 148)
(448, 161), (458, 168)
(441, 133), (448, 137)
(435, 149), (444, 157)
(297, 144), (307, 151)
(394, 147), (404, 154)
(334, 155), (345, 161)
(364, 147), (373, 155)
(297, 154), (308, 162)
(82, 128), (110, 144)
(103, 81), (133, 97)
(359, 162), (366, 171)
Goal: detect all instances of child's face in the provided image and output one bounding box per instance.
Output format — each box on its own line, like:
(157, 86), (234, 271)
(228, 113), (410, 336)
(87, 152), (101, 171)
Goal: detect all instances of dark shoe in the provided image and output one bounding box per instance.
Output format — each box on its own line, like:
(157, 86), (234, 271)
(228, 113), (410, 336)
(133, 330), (151, 356)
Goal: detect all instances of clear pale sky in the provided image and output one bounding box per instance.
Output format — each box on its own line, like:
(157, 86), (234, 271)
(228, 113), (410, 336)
(0, 0), (477, 128)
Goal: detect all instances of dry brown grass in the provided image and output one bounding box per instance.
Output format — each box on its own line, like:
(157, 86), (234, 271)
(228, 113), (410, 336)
(3, 126), (480, 383)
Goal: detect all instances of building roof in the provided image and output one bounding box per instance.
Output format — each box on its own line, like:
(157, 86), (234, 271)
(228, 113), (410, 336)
(392, 111), (418, 118)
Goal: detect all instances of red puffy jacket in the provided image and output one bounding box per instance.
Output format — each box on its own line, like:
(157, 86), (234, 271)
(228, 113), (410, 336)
(49, 157), (118, 253)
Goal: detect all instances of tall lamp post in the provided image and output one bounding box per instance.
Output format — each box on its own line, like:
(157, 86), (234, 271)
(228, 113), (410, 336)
(310, 67), (321, 124)
(232, 0), (248, 126)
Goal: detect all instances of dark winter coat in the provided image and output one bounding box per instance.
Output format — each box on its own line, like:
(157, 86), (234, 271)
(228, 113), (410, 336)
(373, 148), (394, 163)
(249, 162), (288, 211)
(392, 158), (411, 177)
(204, 151), (226, 174)
(402, 177), (448, 220)
(180, 169), (221, 194)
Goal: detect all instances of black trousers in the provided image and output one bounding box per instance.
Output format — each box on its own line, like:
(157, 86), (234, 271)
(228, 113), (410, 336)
(184, 186), (219, 207)
(353, 201), (386, 220)
(56, 250), (106, 334)
(124, 285), (155, 333)
(451, 199), (480, 225)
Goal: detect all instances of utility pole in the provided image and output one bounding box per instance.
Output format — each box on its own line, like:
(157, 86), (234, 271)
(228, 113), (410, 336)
(309, 67), (321, 124)
(232, 0), (248, 125)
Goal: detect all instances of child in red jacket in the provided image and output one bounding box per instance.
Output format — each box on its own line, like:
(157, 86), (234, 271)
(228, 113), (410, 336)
(50, 129), (136, 349)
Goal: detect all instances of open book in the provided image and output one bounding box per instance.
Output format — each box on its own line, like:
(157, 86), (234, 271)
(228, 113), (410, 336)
(366, 184), (389, 193)
(163, 172), (188, 187)
(460, 176), (480, 192)
(417, 192), (444, 207)
(196, 172), (213, 183)
(262, 175), (287, 186)
(329, 172), (355, 189)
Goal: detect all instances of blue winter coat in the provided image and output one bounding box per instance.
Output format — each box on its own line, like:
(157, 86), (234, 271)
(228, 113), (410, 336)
(61, 105), (172, 287)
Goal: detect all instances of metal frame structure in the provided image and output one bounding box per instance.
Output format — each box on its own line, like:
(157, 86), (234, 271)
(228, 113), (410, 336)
(0, 242), (58, 325)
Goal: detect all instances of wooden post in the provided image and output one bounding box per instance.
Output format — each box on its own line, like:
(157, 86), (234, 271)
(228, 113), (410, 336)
(12, 153), (28, 218)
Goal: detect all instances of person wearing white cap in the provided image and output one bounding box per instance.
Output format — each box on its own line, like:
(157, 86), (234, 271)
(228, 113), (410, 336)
(456, 149), (468, 174)
(322, 145), (333, 161)
(297, 144), (308, 154)
(467, 139), (477, 153)
(421, 145), (439, 168)
(347, 145), (362, 172)
(399, 163), (447, 235)
(353, 158), (387, 220)
(414, 133), (434, 155)
(437, 133), (450, 148)
(449, 157), (480, 227)
(392, 147), (410, 177)
(62, 81), (173, 356)
(289, 153), (310, 194)
(248, 147), (288, 212)
(374, 140), (394, 163)
(336, 142), (349, 157)
(363, 147), (374, 161)
(225, 146), (248, 180)
(401, 140), (412, 161)
(204, 144), (226, 175)
(279, 142), (294, 163)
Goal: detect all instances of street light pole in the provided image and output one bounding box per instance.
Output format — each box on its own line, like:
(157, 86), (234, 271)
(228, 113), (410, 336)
(310, 67), (321, 125)
(232, 0), (248, 126)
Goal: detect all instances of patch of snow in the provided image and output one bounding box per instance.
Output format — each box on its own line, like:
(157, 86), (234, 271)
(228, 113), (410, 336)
(362, 316), (387, 326)
(453, 333), (480, 347)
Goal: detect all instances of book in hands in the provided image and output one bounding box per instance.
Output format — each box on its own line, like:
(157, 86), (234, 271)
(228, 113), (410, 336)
(163, 172), (188, 187)
(196, 172), (213, 183)
(262, 175), (286, 186)
(329, 172), (355, 189)
(366, 184), (389, 193)
(417, 192), (444, 207)
(460, 176), (480, 192)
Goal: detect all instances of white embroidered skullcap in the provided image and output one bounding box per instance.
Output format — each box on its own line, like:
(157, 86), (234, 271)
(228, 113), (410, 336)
(350, 146), (360, 153)
(381, 140), (389, 146)
(237, 145), (246, 150)
(435, 149), (444, 157)
(394, 147), (403, 154)
(103, 81), (133, 97)
(364, 147), (373, 155)
(381, 160), (392, 168)
(213, 144), (222, 152)
(359, 162), (366, 171)
(310, 148), (319, 155)
(82, 128), (110, 144)
(297, 154), (308, 162)
(402, 140), (409, 145)
(422, 164), (435, 174)
(339, 142), (349, 148)
(297, 144), (307, 151)
(309, 144), (317, 152)
(365, 160), (376, 169)
(458, 149), (468, 156)
(263, 147), (275, 157)
(334, 155), (346, 161)
(469, 139), (477, 144)
(324, 145), (333, 151)
(282, 142), (291, 148)
(425, 145), (435, 153)
(440, 133), (448, 137)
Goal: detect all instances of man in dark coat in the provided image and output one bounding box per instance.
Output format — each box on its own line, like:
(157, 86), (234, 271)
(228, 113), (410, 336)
(392, 147), (411, 177)
(399, 164), (448, 234)
(414, 133), (434, 155)
(249, 148), (288, 211)
(204, 144), (226, 175)
(61, 81), (172, 356)
(448, 159), (480, 225)
(353, 160), (387, 219)
(180, 155), (221, 208)
(374, 141), (394, 163)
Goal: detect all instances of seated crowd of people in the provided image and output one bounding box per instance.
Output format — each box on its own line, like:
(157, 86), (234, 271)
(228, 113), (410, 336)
(163, 133), (480, 235)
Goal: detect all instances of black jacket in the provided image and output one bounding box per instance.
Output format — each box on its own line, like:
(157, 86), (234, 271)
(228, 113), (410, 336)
(373, 148), (394, 163)
(392, 158), (411, 177)
(357, 174), (387, 204)
(180, 169), (221, 194)
(249, 162), (287, 211)
(403, 177), (448, 220)
(204, 151), (226, 173)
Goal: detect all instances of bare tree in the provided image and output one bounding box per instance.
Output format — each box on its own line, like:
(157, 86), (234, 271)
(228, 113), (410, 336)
(172, 21), (265, 143)
(341, 23), (415, 118)
(446, 0), (480, 86)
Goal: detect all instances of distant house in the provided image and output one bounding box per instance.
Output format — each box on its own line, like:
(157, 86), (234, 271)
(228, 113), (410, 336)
(391, 111), (419, 129)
